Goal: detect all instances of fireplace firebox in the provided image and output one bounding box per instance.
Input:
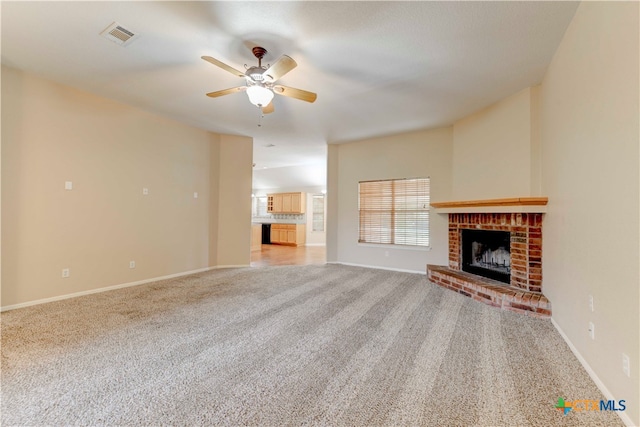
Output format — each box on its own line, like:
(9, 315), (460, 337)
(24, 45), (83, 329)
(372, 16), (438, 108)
(461, 229), (511, 284)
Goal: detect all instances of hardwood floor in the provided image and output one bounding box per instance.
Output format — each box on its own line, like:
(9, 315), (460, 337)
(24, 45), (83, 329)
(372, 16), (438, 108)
(251, 244), (326, 267)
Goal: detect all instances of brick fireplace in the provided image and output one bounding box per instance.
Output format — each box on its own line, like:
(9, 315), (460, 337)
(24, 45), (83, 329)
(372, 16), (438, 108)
(449, 212), (542, 292)
(427, 198), (551, 317)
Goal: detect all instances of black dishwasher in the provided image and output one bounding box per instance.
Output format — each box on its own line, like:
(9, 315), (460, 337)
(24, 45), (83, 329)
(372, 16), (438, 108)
(261, 223), (271, 244)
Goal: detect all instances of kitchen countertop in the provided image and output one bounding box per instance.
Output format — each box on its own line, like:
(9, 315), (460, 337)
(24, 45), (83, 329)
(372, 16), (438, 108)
(252, 218), (306, 225)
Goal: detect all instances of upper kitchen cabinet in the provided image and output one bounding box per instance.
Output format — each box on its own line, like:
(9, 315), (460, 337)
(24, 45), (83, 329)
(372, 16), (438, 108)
(267, 192), (306, 214)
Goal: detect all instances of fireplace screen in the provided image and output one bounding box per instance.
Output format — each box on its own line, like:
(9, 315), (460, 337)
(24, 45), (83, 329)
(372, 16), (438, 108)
(461, 229), (511, 284)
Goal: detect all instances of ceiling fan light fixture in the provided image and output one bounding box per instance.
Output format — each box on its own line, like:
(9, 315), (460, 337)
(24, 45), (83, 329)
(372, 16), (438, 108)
(202, 46), (316, 113)
(246, 86), (274, 107)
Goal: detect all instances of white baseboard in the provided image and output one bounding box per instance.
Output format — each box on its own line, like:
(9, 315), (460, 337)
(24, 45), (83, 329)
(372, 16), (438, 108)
(304, 243), (327, 247)
(0, 265), (248, 312)
(551, 318), (635, 427)
(327, 261), (425, 275)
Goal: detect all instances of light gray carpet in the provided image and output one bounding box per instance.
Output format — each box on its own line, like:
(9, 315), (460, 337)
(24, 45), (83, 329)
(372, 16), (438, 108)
(1, 264), (624, 426)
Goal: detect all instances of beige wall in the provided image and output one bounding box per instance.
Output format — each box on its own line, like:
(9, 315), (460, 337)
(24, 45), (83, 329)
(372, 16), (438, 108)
(214, 134), (253, 266)
(327, 127), (453, 272)
(326, 145), (339, 262)
(452, 87), (536, 200)
(1, 66), (253, 309)
(208, 134), (222, 268)
(539, 2), (639, 425)
(529, 85), (542, 196)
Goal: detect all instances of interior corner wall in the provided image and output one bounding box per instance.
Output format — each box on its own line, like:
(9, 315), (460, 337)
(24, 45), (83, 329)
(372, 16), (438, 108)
(452, 87), (535, 200)
(326, 145), (339, 263)
(539, 2), (639, 425)
(0, 65), (228, 308)
(214, 134), (253, 267)
(529, 85), (543, 197)
(208, 134), (221, 268)
(327, 127), (453, 273)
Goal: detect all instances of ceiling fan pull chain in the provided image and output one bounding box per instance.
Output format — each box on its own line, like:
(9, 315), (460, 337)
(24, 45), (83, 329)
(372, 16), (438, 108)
(257, 110), (264, 128)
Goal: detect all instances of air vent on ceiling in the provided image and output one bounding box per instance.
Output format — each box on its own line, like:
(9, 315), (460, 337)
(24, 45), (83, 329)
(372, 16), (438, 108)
(100, 22), (138, 46)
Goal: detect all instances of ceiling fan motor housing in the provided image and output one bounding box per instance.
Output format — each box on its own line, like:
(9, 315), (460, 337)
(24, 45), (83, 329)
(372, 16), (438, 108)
(252, 46), (267, 59)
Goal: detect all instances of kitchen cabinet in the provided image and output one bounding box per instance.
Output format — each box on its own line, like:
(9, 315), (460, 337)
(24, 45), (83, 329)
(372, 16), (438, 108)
(270, 224), (306, 246)
(267, 192), (306, 214)
(272, 195), (283, 213)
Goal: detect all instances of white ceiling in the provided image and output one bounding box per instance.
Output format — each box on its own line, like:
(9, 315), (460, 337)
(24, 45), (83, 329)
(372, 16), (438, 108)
(1, 1), (578, 190)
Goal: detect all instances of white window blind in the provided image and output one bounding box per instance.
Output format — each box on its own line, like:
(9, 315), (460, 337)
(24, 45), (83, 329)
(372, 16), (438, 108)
(358, 177), (430, 247)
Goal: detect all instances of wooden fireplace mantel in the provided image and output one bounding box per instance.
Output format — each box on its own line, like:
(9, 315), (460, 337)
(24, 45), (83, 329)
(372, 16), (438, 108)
(431, 197), (548, 213)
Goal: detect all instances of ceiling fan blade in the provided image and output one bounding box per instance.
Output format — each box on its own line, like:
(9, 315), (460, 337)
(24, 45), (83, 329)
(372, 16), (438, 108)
(261, 102), (275, 114)
(201, 56), (245, 77)
(273, 85), (317, 103)
(206, 86), (247, 98)
(263, 55), (297, 83)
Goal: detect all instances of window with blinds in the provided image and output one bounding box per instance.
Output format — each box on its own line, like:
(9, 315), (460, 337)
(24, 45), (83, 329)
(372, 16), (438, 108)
(358, 177), (430, 247)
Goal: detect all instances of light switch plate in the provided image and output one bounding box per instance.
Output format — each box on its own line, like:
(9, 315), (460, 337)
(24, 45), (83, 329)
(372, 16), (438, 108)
(622, 353), (631, 377)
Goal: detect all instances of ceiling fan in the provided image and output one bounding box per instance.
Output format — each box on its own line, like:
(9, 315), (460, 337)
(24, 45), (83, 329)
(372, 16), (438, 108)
(202, 46), (317, 114)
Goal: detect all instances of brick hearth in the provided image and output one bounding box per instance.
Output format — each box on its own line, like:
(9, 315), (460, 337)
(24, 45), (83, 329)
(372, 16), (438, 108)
(427, 265), (551, 318)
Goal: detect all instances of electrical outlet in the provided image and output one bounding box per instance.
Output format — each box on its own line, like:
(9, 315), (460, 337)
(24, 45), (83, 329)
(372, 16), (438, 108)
(622, 353), (631, 377)
(588, 295), (594, 312)
(129, 261), (136, 269)
(143, 188), (149, 195)
(64, 181), (73, 190)
(588, 322), (595, 340)
(62, 268), (70, 278)
(193, 192), (198, 199)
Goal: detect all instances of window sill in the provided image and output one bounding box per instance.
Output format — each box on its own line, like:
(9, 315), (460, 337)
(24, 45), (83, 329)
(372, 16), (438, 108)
(357, 243), (431, 251)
